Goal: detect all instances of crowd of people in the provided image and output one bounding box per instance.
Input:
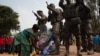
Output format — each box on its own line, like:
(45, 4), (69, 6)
(1, 0), (100, 56)
(0, 36), (13, 53)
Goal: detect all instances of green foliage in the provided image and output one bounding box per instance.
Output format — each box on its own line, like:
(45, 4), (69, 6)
(0, 5), (20, 36)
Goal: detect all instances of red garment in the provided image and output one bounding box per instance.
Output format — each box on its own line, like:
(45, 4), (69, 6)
(0, 38), (2, 45)
(6, 37), (13, 45)
(0, 37), (6, 45)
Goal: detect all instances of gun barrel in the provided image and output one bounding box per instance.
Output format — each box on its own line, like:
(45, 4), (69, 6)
(32, 10), (35, 14)
(46, 1), (48, 6)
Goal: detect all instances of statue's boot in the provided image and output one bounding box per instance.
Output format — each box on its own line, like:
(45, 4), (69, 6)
(77, 50), (82, 56)
(87, 50), (94, 55)
(49, 43), (60, 55)
(64, 46), (69, 56)
(77, 46), (82, 56)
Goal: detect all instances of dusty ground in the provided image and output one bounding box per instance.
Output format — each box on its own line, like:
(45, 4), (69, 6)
(0, 45), (100, 56)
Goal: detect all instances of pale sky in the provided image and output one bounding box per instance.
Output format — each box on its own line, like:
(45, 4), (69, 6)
(0, 0), (60, 31)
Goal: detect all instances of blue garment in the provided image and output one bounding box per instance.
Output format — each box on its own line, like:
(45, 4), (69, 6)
(39, 33), (53, 56)
(39, 33), (53, 48)
(93, 35), (100, 45)
(40, 42), (54, 56)
(99, 36), (100, 45)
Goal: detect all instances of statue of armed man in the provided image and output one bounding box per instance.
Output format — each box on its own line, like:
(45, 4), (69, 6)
(47, 2), (63, 55)
(32, 10), (47, 34)
(76, 0), (94, 55)
(59, 0), (82, 56)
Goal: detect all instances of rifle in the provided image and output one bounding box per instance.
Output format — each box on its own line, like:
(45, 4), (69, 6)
(46, 1), (49, 6)
(32, 10), (40, 20)
(46, 1), (51, 15)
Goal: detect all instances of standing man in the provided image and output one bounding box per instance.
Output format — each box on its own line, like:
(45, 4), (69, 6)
(76, 0), (94, 55)
(47, 3), (63, 54)
(33, 10), (47, 34)
(12, 24), (41, 56)
(59, 0), (82, 56)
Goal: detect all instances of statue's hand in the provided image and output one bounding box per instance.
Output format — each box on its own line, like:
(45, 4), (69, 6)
(47, 5), (52, 10)
(47, 5), (50, 9)
(34, 13), (37, 16)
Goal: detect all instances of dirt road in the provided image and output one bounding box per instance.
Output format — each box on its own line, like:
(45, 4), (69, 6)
(0, 45), (100, 56)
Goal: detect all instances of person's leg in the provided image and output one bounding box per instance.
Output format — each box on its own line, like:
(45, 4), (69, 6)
(63, 21), (71, 56)
(52, 22), (60, 54)
(64, 33), (70, 56)
(18, 45), (21, 56)
(59, 22), (64, 44)
(87, 34), (94, 55)
(52, 35), (60, 54)
(73, 24), (82, 56)
(81, 23), (87, 52)
(0, 45), (3, 53)
(8, 45), (11, 54)
(86, 23), (94, 55)
(81, 34), (87, 52)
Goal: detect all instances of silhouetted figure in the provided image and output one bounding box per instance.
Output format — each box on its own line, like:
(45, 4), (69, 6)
(59, 0), (81, 56)
(76, 0), (94, 55)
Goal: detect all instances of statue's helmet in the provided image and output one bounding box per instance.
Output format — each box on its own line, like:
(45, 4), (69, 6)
(49, 3), (55, 8)
(37, 10), (43, 14)
(37, 10), (43, 16)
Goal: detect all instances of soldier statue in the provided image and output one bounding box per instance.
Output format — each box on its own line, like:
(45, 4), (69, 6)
(59, 0), (82, 56)
(76, 0), (94, 55)
(33, 10), (47, 34)
(47, 3), (63, 54)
